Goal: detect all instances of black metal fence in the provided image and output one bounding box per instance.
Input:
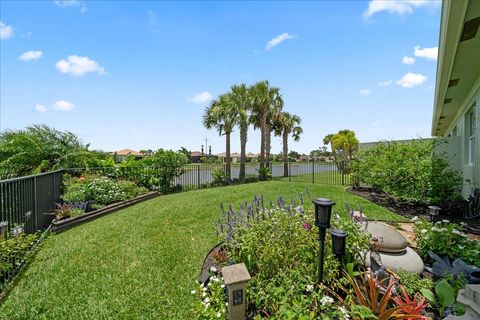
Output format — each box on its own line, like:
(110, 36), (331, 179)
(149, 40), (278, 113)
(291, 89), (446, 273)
(0, 170), (61, 286)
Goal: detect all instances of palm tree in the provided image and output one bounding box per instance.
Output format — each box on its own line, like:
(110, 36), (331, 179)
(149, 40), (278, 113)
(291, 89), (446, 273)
(229, 84), (250, 181)
(332, 129), (359, 161)
(323, 133), (336, 161)
(250, 81), (283, 170)
(274, 112), (302, 177)
(265, 88), (283, 169)
(202, 94), (237, 180)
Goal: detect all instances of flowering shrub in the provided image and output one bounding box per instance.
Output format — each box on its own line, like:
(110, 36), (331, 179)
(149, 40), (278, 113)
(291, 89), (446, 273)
(414, 218), (480, 266)
(62, 174), (148, 208)
(192, 267), (227, 319)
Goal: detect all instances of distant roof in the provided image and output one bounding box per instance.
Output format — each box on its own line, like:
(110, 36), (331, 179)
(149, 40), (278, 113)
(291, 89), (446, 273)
(190, 151), (204, 157)
(217, 152), (258, 158)
(114, 149), (143, 156)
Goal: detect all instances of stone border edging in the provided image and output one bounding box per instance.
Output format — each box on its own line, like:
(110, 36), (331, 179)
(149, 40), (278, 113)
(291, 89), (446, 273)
(50, 191), (161, 233)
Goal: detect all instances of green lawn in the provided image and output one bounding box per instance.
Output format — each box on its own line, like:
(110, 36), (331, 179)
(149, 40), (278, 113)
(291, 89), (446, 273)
(0, 181), (404, 320)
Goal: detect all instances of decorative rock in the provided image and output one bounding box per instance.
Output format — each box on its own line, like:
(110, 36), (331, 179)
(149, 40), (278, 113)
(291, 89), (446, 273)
(365, 222), (408, 253)
(364, 247), (424, 274)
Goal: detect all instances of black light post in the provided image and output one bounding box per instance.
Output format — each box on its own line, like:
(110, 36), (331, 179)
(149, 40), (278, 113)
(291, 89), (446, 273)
(330, 228), (348, 263)
(313, 198), (335, 284)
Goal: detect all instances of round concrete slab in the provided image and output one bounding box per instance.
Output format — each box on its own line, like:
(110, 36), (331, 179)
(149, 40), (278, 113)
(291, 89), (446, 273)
(366, 221), (408, 253)
(364, 247), (424, 274)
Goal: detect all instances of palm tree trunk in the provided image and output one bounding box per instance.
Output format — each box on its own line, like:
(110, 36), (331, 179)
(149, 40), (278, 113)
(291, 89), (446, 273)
(283, 131), (289, 177)
(265, 123), (271, 169)
(226, 132), (231, 180)
(259, 115), (266, 170)
(239, 124), (247, 182)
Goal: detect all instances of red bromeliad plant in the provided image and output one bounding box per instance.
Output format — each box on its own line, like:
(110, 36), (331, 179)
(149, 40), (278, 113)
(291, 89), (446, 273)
(335, 271), (427, 320)
(393, 285), (430, 320)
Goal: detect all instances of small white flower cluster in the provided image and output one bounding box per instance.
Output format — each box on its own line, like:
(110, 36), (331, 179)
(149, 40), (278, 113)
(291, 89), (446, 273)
(320, 295), (334, 306)
(338, 306), (350, 320)
(410, 216), (419, 222)
(306, 284), (314, 292)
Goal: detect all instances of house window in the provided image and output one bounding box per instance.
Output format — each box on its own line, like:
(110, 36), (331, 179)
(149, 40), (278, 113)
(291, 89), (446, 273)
(466, 106), (476, 165)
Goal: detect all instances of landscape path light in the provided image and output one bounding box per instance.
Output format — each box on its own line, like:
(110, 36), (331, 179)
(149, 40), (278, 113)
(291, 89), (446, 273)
(313, 197), (341, 284)
(428, 205), (441, 223)
(330, 228), (348, 263)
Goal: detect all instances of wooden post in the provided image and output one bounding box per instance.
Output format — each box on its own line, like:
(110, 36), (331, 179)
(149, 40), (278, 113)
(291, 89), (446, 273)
(222, 263), (251, 320)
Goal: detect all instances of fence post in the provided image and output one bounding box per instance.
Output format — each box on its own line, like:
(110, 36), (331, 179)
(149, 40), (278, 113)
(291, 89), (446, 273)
(341, 161), (345, 186)
(312, 159), (315, 184)
(197, 165), (201, 189)
(33, 175), (38, 231)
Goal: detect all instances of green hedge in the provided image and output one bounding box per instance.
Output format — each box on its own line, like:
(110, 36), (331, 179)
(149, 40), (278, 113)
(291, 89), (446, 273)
(352, 139), (462, 204)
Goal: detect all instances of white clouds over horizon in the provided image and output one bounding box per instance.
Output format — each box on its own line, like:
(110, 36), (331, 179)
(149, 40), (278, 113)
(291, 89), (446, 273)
(266, 33), (296, 50)
(18, 50), (43, 62)
(55, 55), (106, 76)
(402, 56), (415, 65)
(34, 104), (47, 113)
(0, 21), (14, 40)
(54, 0), (87, 13)
(189, 91), (212, 104)
(414, 45), (438, 60)
(396, 72), (427, 88)
(53, 100), (75, 111)
(364, 0), (440, 18)
(359, 88), (371, 96)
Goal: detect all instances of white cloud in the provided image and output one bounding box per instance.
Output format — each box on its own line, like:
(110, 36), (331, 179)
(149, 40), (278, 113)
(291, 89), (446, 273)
(413, 45), (438, 60)
(34, 104), (47, 113)
(378, 80), (392, 87)
(266, 33), (296, 50)
(55, 55), (106, 76)
(18, 50), (43, 62)
(364, 0), (440, 18)
(189, 91), (212, 104)
(359, 88), (371, 96)
(402, 56), (415, 65)
(0, 21), (14, 40)
(396, 72), (427, 88)
(54, 0), (87, 13)
(53, 100), (75, 111)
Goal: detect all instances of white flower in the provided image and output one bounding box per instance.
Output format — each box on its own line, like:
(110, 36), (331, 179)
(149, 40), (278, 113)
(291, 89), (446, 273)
(202, 292), (207, 297)
(421, 229), (427, 234)
(221, 284), (225, 288)
(320, 295), (334, 305)
(458, 245), (465, 250)
(225, 302), (228, 306)
(442, 220), (450, 223)
(210, 266), (217, 273)
(191, 290), (196, 294)
(216, 312), (221, 318)
(452, 229), (462, 235)
(431, 227), (440, 232)
(440, 228), (447, 232)
(411, 216), (419, 222)
(204, 297), (210, 303)
(202, 287), (207, 292)
(205, 303), (210, 309)
(306, 284), (314, 292)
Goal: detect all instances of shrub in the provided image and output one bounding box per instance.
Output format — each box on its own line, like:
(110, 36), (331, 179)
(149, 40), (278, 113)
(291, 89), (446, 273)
(352, 139), (462, 204)
(396, 270), (434, 296)
(62, 174), (148, 208)
(0, 231), (39, 280)
(210, 168), (227, 186)
(414, 218), (480, 266)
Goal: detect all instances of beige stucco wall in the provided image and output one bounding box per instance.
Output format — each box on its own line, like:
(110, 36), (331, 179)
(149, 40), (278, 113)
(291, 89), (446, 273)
(443, 84), (479, 199)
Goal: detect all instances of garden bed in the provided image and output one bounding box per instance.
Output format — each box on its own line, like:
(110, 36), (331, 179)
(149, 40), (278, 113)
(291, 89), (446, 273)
(51, 191), (160, 233)
(348, 186), (480, 232)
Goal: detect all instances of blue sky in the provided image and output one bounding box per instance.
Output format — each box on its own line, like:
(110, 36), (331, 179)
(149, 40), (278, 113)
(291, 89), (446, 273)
(0, 0), (441, 154)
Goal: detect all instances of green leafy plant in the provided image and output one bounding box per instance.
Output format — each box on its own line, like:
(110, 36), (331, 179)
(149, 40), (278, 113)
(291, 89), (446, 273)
(396, 270), (434, 296)
(414, 218), (480, 265)
(420, 279), (455, 316)
(210, 168), (227, 186)
(256, 167), (271, 181)
(0, 231), (40, 280)
(352, 139), (462, 203)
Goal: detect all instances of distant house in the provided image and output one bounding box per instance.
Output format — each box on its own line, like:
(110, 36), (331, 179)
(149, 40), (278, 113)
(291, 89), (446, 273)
(432, 0), (479, 199)
(216, 152), (259, 163)
(299, 155), (334, 162)
(111, 149), (144, 162)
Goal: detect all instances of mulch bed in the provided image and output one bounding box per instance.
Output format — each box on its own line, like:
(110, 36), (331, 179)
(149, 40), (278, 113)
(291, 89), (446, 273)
(348, 186), (480, 233)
